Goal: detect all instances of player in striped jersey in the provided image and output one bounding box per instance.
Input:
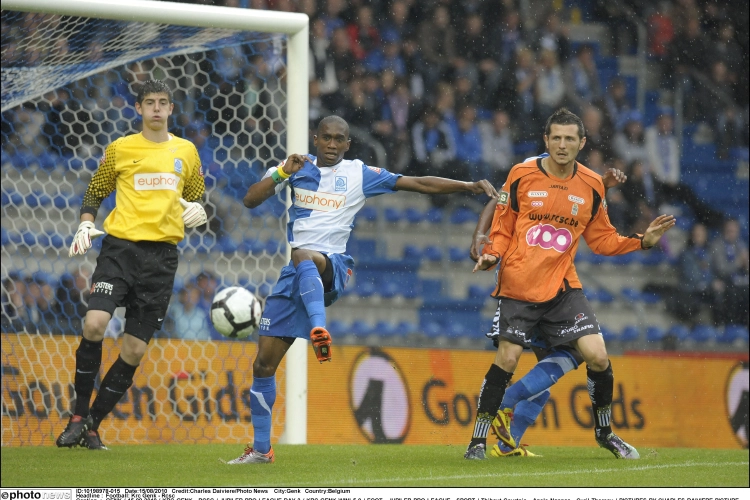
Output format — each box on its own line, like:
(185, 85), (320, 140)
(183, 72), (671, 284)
(226, 115), (498, 464)
(464, 108), (675, 460)
(56, 80), (206, 450)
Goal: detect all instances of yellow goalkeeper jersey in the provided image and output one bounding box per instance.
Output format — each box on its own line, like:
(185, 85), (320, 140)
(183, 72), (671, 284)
(81, 133), (205, 244)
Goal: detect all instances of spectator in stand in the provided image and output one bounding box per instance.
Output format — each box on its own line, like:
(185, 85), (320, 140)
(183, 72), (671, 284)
(194, 271), (219, 313)
(696, 60), (745, 158)
(579, 105), (613, 164)
(667, 16), (711, 116)
(534, 11), (570, 63)
(601, 77), (634, 133)
(21, 273), (59, 334)
(709, 219), (750, 327)
(564, 44), (602, 114)
(710, 23), (743, 86)
(454, 73), (480, 111)
(364, 31), (406, 76)
(450, 106), (485, 181)
(168, 283), (211, 340)
(410, 106), (456, 178)
(434, 81), (458, 132)
(320, 0), (346, 38)
(497, 10), (524, 69)
(620, 159), (659, 234)
(535, 49), (566, 121)
(330, 27), (357, 85)
(416, 5), (457, 92)
(647, 1), (675, 60)
(503, 47), (538, 140)
(378, 72), (411, 172)
(343, 77), (376, 130)
(454, 14), (502, 108)
(645, 110), (725, 228)
(379, 0), (415, 42)
(309, 17), (342, 112)
(584, 147), (606, 176)
(346, 5), (380, 61)
(668, 223), (720, 326)
(401, 36), (427, 101)
(613, 111), (649, 166)
(602, 157), (632, 232)
(480, 109), (515, 187)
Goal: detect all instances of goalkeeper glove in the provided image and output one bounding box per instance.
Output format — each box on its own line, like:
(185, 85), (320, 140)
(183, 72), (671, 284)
(69, 221), (105, 257)
(180, 198), (207, 228)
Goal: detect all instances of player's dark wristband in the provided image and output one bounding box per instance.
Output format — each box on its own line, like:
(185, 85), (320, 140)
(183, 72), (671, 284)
(640, 237), (653, 250)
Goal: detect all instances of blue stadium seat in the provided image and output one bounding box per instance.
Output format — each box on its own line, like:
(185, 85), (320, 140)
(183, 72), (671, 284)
(404, 207), (423, 224)
(0, 227), (8, 246)
(384, 207), (402, 223)
(445, 322), (469, 339)
(421, 321), (443, 338)
(468, 284), (489, 299)
(328, 320), (347, 336)
(621, 287), (642, 303)
(645, 326), (666, 343)
(423, 245), (442, 262)
(395, 321), (417, 335)
(450, 207), (476, 225)
(350, 320), (372, 337)
(610, 253), (635, 266)
(403, 244), (422, 260)
(718, 325), (748, 344)
(419, 278), (443, 299)
(583, 288), (599, 302)
(379, 280), (400, 299)
(597, 288), (615, 304)
(374, 320), (397, 336)
(641, 290), (662, 305)
(448, 247), (465, 262)
(424, 207), (443, 224)
(218, 235), (238, 253)
(641, 250), (666, 266)
(264, 239), (282, 254)
(358, 205), (377, 222)
(666, 324), (690, 342)
(619, 325), (641, 342)
(690, 324), (717, 343)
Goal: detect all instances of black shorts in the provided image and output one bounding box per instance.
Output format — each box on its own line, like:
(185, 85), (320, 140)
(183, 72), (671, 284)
(88, 235), (178, 343)
(491, 289), (600, 352)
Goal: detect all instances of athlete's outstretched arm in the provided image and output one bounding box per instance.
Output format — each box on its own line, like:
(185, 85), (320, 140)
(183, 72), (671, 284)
(243, 154), (306, 208)
(394, 176), (499, 197)
(470, 198), (497, 262)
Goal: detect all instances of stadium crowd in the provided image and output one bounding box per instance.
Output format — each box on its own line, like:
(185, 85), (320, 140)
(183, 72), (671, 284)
(2, 0), (748, 340)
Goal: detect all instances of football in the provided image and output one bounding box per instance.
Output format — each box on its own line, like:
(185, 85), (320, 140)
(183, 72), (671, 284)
(210, 286), (263, 339)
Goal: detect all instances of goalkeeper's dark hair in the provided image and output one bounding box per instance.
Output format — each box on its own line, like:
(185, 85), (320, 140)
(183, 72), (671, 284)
(544, 108), (585, 139)
(136, 79), (173, 104)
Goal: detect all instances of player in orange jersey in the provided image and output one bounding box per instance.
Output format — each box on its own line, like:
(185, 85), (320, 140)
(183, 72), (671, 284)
(464, 108), (675, 460)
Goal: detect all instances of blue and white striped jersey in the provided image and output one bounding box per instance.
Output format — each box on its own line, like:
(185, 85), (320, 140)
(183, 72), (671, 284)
(263, 155), (401, 254)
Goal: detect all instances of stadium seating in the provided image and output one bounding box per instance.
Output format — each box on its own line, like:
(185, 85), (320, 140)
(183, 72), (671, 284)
(619, 325), (641, 342)
(718, 325), (749, 344)
(690, 324), (717, 344)
(645, 326), (666, 343)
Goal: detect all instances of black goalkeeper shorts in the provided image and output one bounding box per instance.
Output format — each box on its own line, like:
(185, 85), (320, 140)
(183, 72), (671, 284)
(88, 235), (178, 342)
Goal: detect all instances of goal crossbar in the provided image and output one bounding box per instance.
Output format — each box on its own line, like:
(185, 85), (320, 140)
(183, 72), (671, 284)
(3, 0), (309, 445)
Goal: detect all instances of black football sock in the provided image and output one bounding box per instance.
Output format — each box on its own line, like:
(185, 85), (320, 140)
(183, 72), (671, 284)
(469, 364), (513, 448)
(73, 337), (103, 418)
(89, 356), (137, 430)
(587, 361), (614, 439)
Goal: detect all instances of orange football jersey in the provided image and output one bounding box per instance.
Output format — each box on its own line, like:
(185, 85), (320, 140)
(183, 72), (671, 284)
(484, 157), (643, 303)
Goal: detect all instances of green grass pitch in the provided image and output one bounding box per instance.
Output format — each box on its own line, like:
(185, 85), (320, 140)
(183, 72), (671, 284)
(1, 444), (747, 487)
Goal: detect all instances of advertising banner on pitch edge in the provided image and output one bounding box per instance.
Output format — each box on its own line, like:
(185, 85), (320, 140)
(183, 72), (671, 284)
(2, 334), (747, 449)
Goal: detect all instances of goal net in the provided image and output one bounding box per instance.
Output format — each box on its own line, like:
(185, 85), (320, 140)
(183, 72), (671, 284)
(1, 0), (309, 446)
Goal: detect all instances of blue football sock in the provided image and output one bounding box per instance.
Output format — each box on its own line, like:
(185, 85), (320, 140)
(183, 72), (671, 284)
(498, 389), (552, 452)
(500, 349), (578, 410)
(297, 260), (326, 328)
(250, 375), (276, 454)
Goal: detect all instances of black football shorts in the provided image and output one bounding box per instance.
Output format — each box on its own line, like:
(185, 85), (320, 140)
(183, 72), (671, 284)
(492, 289), (601, 351)
(88, 235), (178, 342)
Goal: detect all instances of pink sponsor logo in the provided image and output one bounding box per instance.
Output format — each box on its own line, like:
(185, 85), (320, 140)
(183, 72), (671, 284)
(134, 173), (179, 191)
(294, 187), (345, 212)
(526, 223), (573, 252)
(531, 201), (543, 207)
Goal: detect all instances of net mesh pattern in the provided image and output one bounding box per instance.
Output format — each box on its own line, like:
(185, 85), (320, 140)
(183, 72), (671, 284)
(1, 10), (291, 446)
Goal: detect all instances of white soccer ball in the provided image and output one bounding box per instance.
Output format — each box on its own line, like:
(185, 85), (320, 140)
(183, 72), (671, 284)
(210, 286), (262, 339)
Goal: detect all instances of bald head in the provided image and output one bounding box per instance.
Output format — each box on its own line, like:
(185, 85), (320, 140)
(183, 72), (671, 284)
(318, 115), (349, 137)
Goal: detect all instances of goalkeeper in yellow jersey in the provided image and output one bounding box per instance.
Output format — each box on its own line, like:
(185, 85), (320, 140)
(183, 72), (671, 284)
(56, 80), (206, 450)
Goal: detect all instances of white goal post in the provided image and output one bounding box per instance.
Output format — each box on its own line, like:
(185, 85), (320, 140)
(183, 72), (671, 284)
(2, 0), (309, 445)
